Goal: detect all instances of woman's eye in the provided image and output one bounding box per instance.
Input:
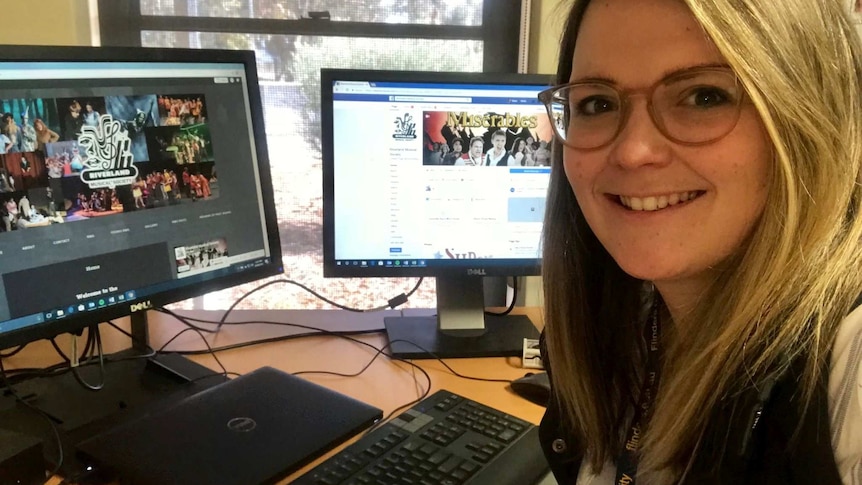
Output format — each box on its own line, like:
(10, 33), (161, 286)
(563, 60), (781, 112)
(684, 87), (730, 108)
(575, 96), (617, 116)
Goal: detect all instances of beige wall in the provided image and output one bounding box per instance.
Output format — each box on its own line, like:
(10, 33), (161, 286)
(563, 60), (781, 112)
(529, 0), (568, 75)
(0, 0), (93, 46)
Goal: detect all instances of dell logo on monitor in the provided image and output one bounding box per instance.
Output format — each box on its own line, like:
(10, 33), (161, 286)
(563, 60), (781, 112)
(130, 301), (153, 313)
(467, 269), (487, 276)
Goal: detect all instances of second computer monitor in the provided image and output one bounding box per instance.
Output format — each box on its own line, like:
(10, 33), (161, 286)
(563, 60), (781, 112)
(321, 69), (552, 358)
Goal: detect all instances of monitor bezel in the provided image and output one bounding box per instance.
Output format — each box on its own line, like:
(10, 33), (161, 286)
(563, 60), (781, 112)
(0, 45), (283, 350)
(320, 68), (552, 279)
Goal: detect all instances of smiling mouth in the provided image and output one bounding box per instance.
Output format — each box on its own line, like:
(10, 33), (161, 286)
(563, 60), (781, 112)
(617, 191), (704, 211)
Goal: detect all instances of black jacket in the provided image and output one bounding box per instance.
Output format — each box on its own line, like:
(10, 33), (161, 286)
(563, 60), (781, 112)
(538, 351), (843, 484)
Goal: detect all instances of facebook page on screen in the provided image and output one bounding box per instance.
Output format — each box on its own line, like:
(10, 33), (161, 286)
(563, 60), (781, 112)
(330, 79), (553, 266)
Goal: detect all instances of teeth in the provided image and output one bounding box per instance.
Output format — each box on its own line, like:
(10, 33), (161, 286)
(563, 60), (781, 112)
(619, 191), (701, 211)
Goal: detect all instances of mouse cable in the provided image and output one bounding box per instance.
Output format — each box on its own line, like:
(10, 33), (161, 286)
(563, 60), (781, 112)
(0, 357), (65, 478)
(485, 276), (518, 317)
(212, 277), (425, 332)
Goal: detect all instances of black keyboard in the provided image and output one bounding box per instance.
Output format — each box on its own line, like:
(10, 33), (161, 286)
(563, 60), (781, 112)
(293, 390), (549, 485)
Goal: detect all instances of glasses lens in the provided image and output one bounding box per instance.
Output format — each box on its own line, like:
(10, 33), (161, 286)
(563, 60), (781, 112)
(547, 84), (621, 149)
(653, 70), (742, 144)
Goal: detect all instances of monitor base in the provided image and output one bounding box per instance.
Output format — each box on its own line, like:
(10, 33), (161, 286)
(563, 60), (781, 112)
(384, 314), (540, 359)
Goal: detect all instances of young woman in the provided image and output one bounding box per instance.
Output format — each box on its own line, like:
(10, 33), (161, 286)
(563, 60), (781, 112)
(34, 118), (59, 152)
(537, 0), (862, 483)
(509, 138), (527, 166)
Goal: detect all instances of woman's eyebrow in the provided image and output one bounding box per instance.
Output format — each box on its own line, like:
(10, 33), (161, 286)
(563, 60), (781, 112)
(568, 62), (732, 85)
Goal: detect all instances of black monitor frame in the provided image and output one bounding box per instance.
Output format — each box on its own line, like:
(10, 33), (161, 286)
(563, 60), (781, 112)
(320, 69), (549, 358)
(0, 45), (283, 351)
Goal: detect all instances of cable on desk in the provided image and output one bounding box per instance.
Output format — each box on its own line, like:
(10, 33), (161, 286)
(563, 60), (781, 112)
(387, 338), (515, 384)
(49, 328), (94, 364)
(154, 308), (383, 354)
(155, 324), (229, 378)
(209, 277), (425, 332)
(157, 311), (515, 384)
(49, 325), (106, 391)
(0, 357), (65, 477)
(157, 309), (436, 432)
(0, 344), (27, 357)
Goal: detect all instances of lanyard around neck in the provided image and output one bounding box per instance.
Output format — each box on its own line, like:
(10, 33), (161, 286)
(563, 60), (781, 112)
(615, 299), (662, 485)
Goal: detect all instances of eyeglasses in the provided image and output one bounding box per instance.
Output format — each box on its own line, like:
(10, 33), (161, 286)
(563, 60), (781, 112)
(537, 67), (745, 150)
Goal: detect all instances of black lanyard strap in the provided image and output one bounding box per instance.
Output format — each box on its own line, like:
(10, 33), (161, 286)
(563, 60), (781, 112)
(615, 299), (662, 485)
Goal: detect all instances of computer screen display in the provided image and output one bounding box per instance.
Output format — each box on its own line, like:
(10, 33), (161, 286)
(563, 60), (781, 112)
(0, 46), (282, 349)
(321, 69), (551, 358)
(321, 69), (554, 279)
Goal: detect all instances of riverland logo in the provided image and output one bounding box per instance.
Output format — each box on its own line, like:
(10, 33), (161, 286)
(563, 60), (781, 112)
(392, 112), (417, 140)
(79, 114), (139, 189)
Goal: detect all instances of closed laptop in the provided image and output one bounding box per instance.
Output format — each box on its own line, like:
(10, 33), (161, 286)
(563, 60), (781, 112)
(77, 366), (383, 485)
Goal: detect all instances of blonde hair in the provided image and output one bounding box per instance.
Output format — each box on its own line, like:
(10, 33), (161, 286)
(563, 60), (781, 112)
(542, 0), (862, 482)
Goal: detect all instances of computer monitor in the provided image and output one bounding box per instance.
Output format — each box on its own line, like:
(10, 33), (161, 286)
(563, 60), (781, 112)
(0, 46), (282, 470)
(0, 45), (282, 352)
(321, 69), (552, 359)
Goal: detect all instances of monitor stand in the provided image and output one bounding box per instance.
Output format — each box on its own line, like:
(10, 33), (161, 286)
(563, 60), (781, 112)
(383, 276), (540, 359)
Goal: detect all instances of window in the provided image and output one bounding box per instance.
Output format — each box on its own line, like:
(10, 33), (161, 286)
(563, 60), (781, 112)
(98, 0), (526, 310)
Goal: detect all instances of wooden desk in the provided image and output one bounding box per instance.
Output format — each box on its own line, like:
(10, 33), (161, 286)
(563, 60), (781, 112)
(4, 308), (546, 484)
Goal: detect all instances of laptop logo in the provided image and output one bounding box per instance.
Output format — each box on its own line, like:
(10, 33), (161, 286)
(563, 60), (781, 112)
(227, 417), (257, 433)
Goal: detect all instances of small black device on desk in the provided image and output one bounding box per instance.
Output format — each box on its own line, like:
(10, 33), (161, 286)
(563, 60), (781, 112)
(76, 367), (382, 485)
(293, 389), (550, 485)
(510, 372), (551, 407)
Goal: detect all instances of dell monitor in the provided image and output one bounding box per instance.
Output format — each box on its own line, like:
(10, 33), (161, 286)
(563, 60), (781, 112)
(321, 69), (552, 359)
(0, 45), (282, 469)
(0, 45), (281, 352)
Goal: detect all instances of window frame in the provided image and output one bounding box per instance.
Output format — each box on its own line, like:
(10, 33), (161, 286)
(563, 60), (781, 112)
(98, 0), (524, 73)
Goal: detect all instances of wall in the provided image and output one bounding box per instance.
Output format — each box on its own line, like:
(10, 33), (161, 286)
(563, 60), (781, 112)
(0, 0), (93, 46)
(529, 0), (568, 75)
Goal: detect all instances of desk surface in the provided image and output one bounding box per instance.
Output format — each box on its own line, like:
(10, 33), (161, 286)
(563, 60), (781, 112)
(4, 307), (547, 485)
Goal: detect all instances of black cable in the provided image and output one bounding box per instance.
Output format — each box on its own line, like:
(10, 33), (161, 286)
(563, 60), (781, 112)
(49, 328), (93, 363)
(157, 311), (513, 384)
(389, 338), (515, 384)
(48, 326), (106, 391)
(211, 277), (424, 332)
(69, 325), (106, 391)
(170, 328), (383, 355)
(0, 344), (26, 357)
(156, 319), (229, 378)
(0, 357), (65, 477)
(105, 320), (158, 356)
(485, 276), (518, 316)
